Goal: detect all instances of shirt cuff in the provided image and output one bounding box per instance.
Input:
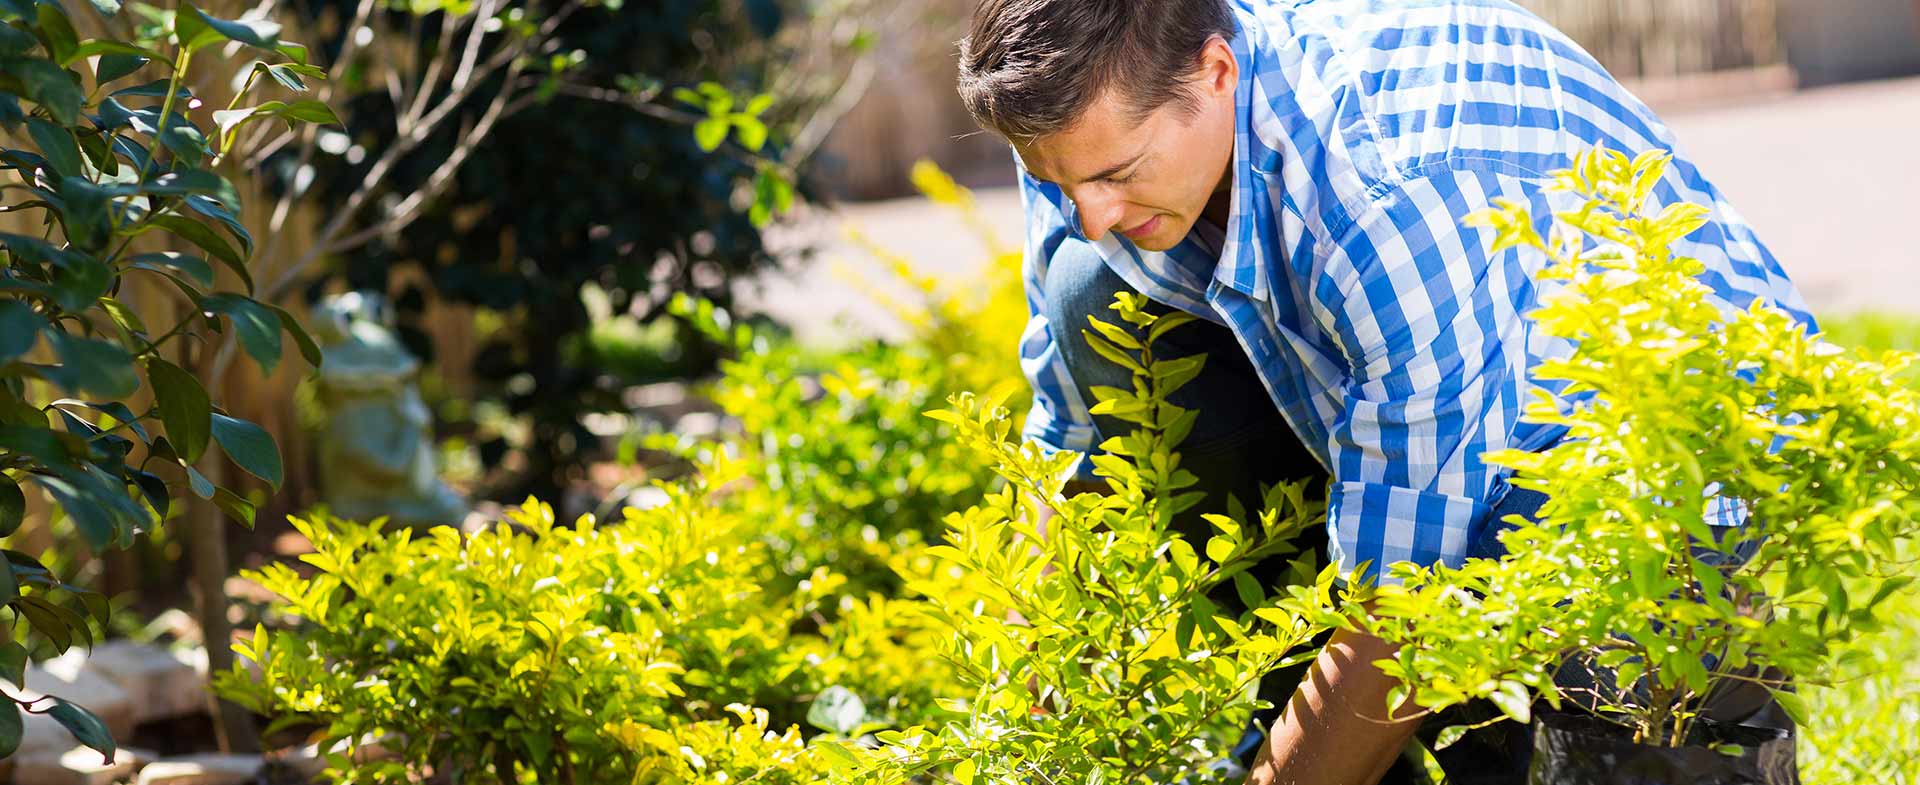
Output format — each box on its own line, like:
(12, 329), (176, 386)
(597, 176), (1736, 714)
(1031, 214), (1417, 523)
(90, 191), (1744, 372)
(1020, 405), (1101, 484)
(1327, 481), (1492, 588)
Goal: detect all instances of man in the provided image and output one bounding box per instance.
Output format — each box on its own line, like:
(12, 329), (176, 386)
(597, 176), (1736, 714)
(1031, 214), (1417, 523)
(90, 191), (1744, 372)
(954, 1), (1814, 783)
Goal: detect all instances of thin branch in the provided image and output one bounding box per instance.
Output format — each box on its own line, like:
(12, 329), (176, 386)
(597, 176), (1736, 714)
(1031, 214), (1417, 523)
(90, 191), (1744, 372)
(401, 4), (466, 131)
(786, 50), (874, 168)
(447, 0), (503, 93)
(323, 57), (525, 255)
(259, 8), (535, 302)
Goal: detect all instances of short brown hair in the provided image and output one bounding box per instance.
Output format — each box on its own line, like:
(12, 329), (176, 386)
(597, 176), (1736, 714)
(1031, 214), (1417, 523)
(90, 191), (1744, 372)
(957, 0), (1235, 140)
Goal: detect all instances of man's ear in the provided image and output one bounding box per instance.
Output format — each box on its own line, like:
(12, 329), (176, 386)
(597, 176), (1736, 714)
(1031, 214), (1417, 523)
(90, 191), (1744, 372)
(1196, 35), (1238, 98)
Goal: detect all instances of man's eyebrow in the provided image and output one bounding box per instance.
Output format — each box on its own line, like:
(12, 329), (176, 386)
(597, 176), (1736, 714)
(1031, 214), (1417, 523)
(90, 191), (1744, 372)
(1081, 152), (1144, 183)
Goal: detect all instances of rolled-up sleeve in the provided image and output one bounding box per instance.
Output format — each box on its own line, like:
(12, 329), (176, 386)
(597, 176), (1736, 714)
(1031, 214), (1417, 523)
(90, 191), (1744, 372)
(1312, 169), (1552, 586)
(1015, 169), (1099, 480)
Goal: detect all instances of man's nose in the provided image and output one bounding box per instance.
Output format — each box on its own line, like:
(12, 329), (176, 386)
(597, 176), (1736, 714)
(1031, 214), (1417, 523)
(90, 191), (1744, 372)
(1073, 190), (1125, 242)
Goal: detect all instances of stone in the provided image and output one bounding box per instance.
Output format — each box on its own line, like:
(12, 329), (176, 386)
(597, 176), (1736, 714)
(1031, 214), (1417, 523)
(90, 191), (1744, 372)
(12, 746), (152, 785)
(133, 754), (263, 785)
(82, 641), (210, 723)
(278, 734), (393, 779)
(140, 609), (203, 647)
(13, 650), (137, 751)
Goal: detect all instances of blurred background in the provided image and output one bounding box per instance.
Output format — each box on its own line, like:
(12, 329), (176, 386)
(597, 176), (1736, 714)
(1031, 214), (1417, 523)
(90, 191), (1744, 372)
(771, 0), (1920, 343)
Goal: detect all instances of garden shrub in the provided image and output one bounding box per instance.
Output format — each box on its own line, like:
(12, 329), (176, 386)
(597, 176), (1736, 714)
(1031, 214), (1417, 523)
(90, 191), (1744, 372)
(1351, 146), (1920, 749)
(216, 457), (857, 783)
(646, 160), (1024, 600)
(1794, 313), (1920, 783)
(217, 162), (1035, 778)
(1, 0), (328, 758)
(846, 293), (1338, 785)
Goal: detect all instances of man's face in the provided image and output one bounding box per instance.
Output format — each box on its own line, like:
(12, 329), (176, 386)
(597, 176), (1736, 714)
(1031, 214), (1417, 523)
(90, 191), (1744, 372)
(1014, 38), (1239, 252)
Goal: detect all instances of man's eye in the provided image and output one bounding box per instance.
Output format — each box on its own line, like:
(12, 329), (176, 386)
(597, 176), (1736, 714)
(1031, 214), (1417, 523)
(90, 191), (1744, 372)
(1107, 172), (1138, 185)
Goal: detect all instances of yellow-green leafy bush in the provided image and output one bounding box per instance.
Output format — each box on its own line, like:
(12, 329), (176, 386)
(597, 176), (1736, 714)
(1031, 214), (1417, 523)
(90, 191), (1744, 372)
(1354, 147), (1920, 748)
(215, 457), (853, 783)
(848, 294), (1337, 784)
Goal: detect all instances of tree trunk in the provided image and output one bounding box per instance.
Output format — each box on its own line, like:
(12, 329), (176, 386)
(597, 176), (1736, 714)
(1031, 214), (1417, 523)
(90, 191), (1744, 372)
(189, 456), (257, 753)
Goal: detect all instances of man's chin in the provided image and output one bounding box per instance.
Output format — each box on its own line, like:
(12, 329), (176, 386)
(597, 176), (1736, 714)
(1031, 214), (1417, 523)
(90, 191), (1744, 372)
(1129, 231), (1180, 252)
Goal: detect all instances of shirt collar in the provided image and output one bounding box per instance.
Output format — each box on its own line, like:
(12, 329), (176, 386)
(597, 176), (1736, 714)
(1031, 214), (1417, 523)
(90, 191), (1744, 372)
(1210, 0), (1271, 302)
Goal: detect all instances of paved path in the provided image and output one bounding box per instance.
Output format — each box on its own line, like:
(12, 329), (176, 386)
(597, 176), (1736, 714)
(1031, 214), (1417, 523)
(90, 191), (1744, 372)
(749, 75), (1920, 344)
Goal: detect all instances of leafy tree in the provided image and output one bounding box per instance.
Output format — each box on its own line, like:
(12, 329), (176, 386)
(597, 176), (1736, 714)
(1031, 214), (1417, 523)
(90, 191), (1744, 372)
(287, 0), (890, 501)
(0, 0), (327, 759)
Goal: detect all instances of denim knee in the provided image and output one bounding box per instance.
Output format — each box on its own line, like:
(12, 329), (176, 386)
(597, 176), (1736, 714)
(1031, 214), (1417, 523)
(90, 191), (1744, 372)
(1042, 239), (1139, 397)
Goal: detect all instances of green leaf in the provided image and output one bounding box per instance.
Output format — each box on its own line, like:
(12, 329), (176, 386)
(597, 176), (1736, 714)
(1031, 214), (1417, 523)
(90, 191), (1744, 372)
(48, 255), (112, 313)
(0, 22), (33, 56)
(212, 99), (339, 143)
(175, 2), (280, 52)
(128, 252), (214, 288)
(0, 701), (19, 759)
(6, 57), (83, 125)
(146, 169), (239, 210)
(269, 304), (321, 368)
(1488, 680), (1532, 724)
(211, 413), (281, 489)
(0, 641), (27, 685)
(48, 332), (138, 397)
(805, 685), (866, 736)
(182, 195), (252, 257)
(98, 297), (147, 337)
(256, 61), (309, 92)
(144, 215), (246, 288)
(184, 465), (213, 499)
(46, 698), (116, 762)
(731, 115), (766, 151)
(148, 357), (210, 463)
(211, 485), (254, 527)
(0, 475), (23, 538)
(35, 4), (79, 65)
(87, 0), (120, 18)
(200, 294), (280, 374)
(0, 299), (44, 363)
(1771, 690), (1808, 727)
(62, 39), (161, 67)
(110, 80), (189, 100)
(950, 757), (976, 785)
(26, 117), (83, 177)
(692, 117), (727, 152)
(1432, 724), (1469, 751)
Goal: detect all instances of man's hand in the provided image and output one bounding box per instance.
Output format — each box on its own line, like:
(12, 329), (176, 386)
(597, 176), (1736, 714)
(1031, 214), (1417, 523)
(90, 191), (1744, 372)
(1243, 625), (1424, 785)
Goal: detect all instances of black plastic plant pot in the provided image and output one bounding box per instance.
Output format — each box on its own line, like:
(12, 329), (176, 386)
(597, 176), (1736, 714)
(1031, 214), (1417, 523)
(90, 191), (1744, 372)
(1527, 712), (1798, 785)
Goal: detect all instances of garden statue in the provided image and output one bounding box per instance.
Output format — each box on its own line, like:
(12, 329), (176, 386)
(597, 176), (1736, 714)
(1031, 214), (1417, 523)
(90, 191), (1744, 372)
(310, 291), (467, 526)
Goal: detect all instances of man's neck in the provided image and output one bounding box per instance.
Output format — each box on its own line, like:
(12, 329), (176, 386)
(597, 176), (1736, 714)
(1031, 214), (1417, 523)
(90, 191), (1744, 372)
(1202, 189), (1231, 230)
(1201, 167), (1233, 229)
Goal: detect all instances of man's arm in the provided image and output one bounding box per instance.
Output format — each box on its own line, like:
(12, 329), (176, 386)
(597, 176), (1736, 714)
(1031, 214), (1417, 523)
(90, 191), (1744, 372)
(1245, 624), (1422, 785)
(1250, 171), (1549, 783)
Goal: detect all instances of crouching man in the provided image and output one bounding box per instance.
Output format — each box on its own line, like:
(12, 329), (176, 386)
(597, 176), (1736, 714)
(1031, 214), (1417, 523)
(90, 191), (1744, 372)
(953, 1), (1813, 783)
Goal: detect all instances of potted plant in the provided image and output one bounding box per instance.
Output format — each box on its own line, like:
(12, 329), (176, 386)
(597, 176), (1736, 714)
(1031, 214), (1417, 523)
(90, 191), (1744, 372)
(1348, 146), (1920, 784)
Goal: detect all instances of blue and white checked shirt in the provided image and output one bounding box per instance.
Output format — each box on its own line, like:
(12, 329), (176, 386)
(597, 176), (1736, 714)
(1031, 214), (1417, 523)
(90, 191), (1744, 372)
(1016, 0), (1815, 585)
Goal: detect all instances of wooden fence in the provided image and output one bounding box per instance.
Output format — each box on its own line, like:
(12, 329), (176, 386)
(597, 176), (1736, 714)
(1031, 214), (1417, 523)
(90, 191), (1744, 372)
(819, 0), (1786, 200)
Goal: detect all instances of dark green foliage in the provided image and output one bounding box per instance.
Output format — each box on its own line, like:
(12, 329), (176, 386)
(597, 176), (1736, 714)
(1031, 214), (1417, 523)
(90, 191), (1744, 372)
(0, 0), (327, 759)
(289, 0), (812, 500)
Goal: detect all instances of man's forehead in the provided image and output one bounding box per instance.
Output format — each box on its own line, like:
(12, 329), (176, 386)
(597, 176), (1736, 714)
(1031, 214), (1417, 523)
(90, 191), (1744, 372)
(1015, 132), (1144, 187)
(1013, 89), (1152, 185)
